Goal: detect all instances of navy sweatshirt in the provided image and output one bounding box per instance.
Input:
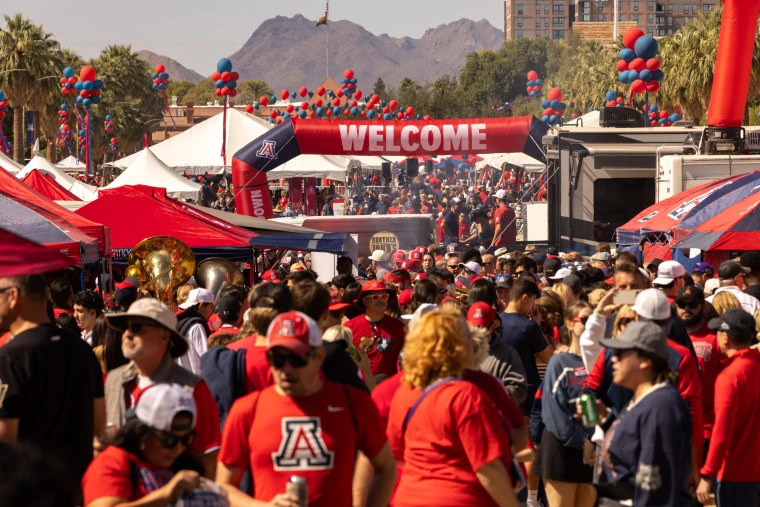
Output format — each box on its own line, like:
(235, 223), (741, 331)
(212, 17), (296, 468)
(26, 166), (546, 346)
(539, 352), (589, 450)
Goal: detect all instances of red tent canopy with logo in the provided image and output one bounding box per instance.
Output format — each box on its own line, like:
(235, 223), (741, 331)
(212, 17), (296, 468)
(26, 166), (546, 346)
(0, 224), (75, 276)
(22, 169), (81, 201)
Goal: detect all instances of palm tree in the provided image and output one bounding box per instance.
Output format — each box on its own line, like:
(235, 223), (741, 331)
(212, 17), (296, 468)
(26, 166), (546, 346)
(0, 14), (60, 163)
(237, 79), (274, 105)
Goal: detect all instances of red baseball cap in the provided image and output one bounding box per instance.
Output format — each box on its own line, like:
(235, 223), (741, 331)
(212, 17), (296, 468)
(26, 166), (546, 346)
(392, 250), (407, 263)
(398, 289), (413, 308)
(400, 261), (420, 272)
(384, 271), (411, 283)
(329, 291), (351, 312)
(409, 250), (423, 263)
(262, 270), (282, 283)
(354, 280), (392, 310)
(415, 246), (429, 255)
(467, 302), (495, 328)
(413, 272), (427, 283)
(266, 311), (323, 356)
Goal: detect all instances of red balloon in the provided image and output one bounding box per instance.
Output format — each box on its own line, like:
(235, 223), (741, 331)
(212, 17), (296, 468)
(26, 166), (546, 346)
(616, 59), (629, 72)
(344, 109), (350, 116)
(543, 107), (554, 116)
(60, 77), (67, 84)
(317, 86), (326, 96)
(299, 87), (308, 97)
(63, 125), (71, 131)
(309, 111), (316, 118)
(315, 99), (323, 107)
(344, 69), (354, 79)
(79, 90), (89, 98)
(230, 72), (240, 81)
(221, 72), (231, 82)
(333, 98), (341, 107)
(406, 106), (415, 116)
(221, 87), (231, 96)
(397, 112), (403, 119)
(651, 120), (658, 126)
(326, 109), (333, 117)
(301, 101), (309, 109)
(527, 70), (539, 81)
(623, 27), (644, 50)
(91, 89), (100, 97)
(211, 72), (221, 81)
(270, 109), (279, 119)
(389, 100), (398, 111)
(286, 104), (294, 113)
(281, 89), (290, 100)
(80, 65), (96, 82)
(215, 88), (223, 97)
(631, 79), (646, 94)
(628, 58), (646, 72)
(110, 137), (117, 143)
(230, 89), (237, 97)
(350, 100), (358, 108)
(646, 58), (661, 71)
(616, 97), (624, 104)
(646, 81), (661, 93)
(68, 76), (77, 85)
(423, 115), (431, 120)
(154, 78), (162, 84)
(276, 117), (283, 125)
(245, 104), (254, 113)
(155, 64), (165, 74)
(383, 106), (390, 114)
(371, 94), (380, 104)
(336, 89), (344, 98)
(660, 110), (669, 118)
(547, 88), (562, 102)
(571, 113), (578, 119)
(354, 90), (363, 100)
(260, 96), (269, 106)
(557, 109), (565, 117)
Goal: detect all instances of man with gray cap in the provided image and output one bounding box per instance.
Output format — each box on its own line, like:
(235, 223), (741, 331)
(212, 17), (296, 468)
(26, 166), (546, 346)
(103, 298), (221, 478)
(706, 260), (760, 315)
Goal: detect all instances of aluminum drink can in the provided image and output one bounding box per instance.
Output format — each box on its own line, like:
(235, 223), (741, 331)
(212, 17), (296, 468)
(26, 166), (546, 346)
(580, 393), (599, 426)
(286, 476), (308, 507)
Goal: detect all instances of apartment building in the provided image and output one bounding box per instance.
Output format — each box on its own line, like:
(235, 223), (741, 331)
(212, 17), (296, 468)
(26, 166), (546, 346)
(505, 0), (575, 41)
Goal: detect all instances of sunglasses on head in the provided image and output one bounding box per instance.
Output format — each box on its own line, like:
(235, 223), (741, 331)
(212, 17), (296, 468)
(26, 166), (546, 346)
(151, 429), (195, 449)
(572, 316), (589, 325)
(124, 321), (161, 334)
(267, 349), (312, 368)
(364, 293), (389, 301)
(676, 300), (701, 310)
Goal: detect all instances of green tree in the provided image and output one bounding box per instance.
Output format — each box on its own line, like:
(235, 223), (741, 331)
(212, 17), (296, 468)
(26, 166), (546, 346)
(0, 13), (61, 163)
(236, 79), (274, 105)
(373, 77), (388, 99)
(166, 80), (195, 105)
(427, 75), (468, 119)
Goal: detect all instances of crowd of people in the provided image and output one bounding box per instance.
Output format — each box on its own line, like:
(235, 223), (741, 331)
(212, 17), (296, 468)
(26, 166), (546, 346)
(3, 241), (760, 507)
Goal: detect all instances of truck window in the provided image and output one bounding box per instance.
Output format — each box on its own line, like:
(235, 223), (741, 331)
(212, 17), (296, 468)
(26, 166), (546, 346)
(594, 178), (655, 242)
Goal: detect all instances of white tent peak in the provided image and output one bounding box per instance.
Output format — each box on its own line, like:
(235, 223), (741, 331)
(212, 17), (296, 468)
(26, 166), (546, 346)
(0, 150), (23, 175)
(16, 155), (96, 200)
(97, 147), (201, 201)
(56, 155), (85, 171)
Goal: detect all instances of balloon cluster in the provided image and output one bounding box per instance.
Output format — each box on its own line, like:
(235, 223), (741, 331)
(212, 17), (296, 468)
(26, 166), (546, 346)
(103, 115), (115, 132)
(151, 64), (170, 90)
(526, 70), (543, 97)
(604, 90), (625, 108)
(617, 28), (664, 95)
(60, 67), (79, 95)
(74, 66), (103, 106)
(540, 88), (566, 125)
(58, 103), (71, 124)
(109, 137), (119, 152)
(646, 104), (681, 127)
(211, 58), (239, 98)
(0, 90), (9, 121)
(78, 129), (86, 148)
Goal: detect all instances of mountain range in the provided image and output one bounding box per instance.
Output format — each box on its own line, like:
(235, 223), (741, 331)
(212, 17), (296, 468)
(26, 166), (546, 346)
(135, 50), (204, 83)
(137, 16), (504, 91)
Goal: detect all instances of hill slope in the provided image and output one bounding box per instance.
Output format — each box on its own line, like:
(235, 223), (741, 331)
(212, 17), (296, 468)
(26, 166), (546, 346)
(136, 50), (204, 83)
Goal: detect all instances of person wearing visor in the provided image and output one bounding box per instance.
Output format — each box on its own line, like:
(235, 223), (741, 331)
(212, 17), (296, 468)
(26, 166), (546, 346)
(217, 311), (396, 507)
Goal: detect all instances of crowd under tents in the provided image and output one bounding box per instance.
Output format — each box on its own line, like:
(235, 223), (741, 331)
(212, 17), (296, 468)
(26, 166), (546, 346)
(96, 148), (202, 201)
(56, 155), (86, 171)
(0, 224), (76, 277)
(16, 155), (96, 200)
(23, 169), (81, 201)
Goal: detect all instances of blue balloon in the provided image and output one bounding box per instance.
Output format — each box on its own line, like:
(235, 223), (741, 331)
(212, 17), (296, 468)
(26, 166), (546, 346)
(79, 129), (86, 137)
(351, 78), (357, 85)
(558, 102), (567, 110)
(299, 109), (307, 118)
(536, 90), (542, 97)
(76, 96), (84, 104)
(271, 95), (277, 104)
(291, 91), (297, 98)
(619, 49), (635, 63)
(151, 73), (158, 79)
(341, 78), (349, 84)
(536, 78), (543, 85)
(383, 113), (391, 120)
(152, 83), (159, 89)
(161, 83), (169, 90)
(91, 96), (100, 105)
(542, 115), (550, 123)
(160, 73), (169, 80)
(616, 103), (622, 108)
(333, 106), (342, 115)
(634, 35), (658, 60)
(254, 103), (259, 110)
(83, 80), (93, 91)
(627, 69), (639, 82)
(63, 66), (75, 78)
(550, 100), (559, 109)
(227, 80), (237, 89)
(639, 69), (653, 82)
(316, 107), (324, 117)
(658, 118), (667, 124)
(670, 113), (681, 122)
(215, 79), (225, 89)
(416, 114), (422, 120)
(652, 69), (665, 81)
(83, 98), (92, 107)
(550, 114), (558, 123)
(105, 115), (112, 121)
(360, 104), (366, 109)
(308, 91), (313, 97)
(541, 100), (550, 108)
(649, 104), (658, 112)
(399, 106), (406, 113)
(527, 80), (535, 86)
(61, 103), (68, 110)
(217, 58), (232, 73)
(368, 110), (376, 119)
(350, 106), (359, 115)
(74, 81), (83, 91)
(528, 91), (535, 97)
(381, 100), (387, 107)
(605, 90), (617, 101)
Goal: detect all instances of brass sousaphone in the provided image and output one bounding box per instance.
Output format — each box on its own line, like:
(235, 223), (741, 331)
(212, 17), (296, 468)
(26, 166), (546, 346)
(194, 257), (245, 297)
(126, 236), (196, 307)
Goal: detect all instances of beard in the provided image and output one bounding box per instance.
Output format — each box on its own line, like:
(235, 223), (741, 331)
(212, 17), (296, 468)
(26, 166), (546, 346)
(680, 311), (703, 328)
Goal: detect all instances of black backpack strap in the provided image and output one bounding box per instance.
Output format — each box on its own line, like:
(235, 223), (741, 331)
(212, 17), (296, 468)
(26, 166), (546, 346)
(402, 377), (460, 437)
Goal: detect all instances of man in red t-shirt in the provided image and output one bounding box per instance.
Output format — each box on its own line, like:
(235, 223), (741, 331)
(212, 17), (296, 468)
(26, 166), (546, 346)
(345, 281), (406, 378)
(216, 311), (396, 507)
(491, 190), (516, 249)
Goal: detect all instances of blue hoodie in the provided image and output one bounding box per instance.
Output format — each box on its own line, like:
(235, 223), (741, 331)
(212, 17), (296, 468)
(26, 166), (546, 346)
(539, 352), (590, 450)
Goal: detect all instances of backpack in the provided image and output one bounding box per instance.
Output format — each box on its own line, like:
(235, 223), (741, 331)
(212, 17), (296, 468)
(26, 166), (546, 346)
(200, 346), (247, 429)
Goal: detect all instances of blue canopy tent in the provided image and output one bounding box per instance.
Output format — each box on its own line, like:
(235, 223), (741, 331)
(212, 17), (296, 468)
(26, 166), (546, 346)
(250, 233), (349, 255)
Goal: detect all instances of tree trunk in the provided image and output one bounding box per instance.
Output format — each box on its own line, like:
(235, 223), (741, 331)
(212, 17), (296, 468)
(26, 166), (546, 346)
(743, 106), (750, 127)
(12, 105), (23, 164)
(47, 140), (56, 163)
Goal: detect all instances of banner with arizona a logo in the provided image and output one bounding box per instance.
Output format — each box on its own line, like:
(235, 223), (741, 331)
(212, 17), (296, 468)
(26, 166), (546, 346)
(304, 178), (318, 216)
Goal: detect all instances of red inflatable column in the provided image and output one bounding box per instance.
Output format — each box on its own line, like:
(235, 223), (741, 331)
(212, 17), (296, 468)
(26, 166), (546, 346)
(706, 0), (760, 127)
(231, 158), (274, 218)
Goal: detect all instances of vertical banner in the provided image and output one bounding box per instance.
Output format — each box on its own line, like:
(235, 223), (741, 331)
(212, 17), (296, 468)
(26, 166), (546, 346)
(25, 111), (35, 146)
(304, 178), (318, 216)
(289, 177), (304, 212)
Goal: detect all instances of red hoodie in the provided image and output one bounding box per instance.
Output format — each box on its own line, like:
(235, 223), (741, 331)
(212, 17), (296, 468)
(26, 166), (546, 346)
(701, 348), (760, 481)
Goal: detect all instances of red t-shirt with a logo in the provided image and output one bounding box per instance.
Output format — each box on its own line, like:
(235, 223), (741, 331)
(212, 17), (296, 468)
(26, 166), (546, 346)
(219, 382), (387, 507)
(493, 205), (516, 247)
(688, 323), (724, 439)
(345, 315), (406, 377)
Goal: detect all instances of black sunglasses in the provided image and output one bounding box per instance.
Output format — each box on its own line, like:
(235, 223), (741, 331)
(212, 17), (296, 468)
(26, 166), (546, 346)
(151, 429), (195, 449)
(267, 349), (312, 369)
(572, 316), (590, 325)
(676, 301), (701, 310)
(438, 288), (449, 295)
(124, 321), (162, 334)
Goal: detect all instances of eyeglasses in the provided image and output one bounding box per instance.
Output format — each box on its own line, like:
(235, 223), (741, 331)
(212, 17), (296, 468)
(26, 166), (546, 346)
(447, 265), (460, 271)
(151, 429), (196, 449)
(267, 349), (313, 368)
(124, 321), (162, 334)
(676, 301), (701, 310)
(572, 316), (590, 325)
(364, 293), (389, 301)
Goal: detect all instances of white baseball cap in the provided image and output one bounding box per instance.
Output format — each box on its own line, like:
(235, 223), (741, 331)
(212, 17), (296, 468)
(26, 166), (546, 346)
(179, 287), (215, 310)
(549, 267), (573, 280)
(495, 189), (507, 199)
(632, 288), (671, 321)
(370, 250), (389, 262)
(653, 260), (686, 286)
(105, 298), (189, 357)
(135, 383), (197, 431)
(458, 261), (482, 275)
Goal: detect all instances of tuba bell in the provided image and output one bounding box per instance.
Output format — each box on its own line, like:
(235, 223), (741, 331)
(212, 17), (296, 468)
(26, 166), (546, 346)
(195, 257), (245, 297)
(126, 236), (196, 307)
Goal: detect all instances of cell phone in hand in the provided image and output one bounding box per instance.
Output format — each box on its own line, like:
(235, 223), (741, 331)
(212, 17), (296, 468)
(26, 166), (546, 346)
(613, 290), (641, 306)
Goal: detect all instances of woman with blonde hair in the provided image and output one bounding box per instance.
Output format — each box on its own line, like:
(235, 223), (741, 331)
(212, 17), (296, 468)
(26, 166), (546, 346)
(387, 310), (522, 507)
(552, 283), (578, 310)
(712, 290), (742, 316)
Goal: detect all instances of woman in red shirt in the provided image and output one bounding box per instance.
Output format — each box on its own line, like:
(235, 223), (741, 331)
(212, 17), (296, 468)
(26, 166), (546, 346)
(387, 310), (521, 507)
(81, 384), (227, 506)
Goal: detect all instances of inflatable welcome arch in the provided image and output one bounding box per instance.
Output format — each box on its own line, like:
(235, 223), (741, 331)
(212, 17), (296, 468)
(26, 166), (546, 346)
(232, 116), (549, 218)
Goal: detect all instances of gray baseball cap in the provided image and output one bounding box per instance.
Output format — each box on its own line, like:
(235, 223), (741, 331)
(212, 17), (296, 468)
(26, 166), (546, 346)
(599, 321), (668, 360)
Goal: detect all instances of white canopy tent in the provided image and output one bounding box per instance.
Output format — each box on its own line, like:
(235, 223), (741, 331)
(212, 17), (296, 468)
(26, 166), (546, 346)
(56, 155), (86, 172)
(16, 155), (96, 199)
(267, 154), (353, 181)
(475, 152), (546, 172)
(94, 148), (202, 201)
(0, 151), (22, 175)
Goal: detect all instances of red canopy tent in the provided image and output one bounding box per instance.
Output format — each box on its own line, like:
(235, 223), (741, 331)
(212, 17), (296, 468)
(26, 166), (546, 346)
(76, 185), (259, 263)
(0, 224), (75, 276)
(22, 169), (81, 201)
(0, 166), (109, 257)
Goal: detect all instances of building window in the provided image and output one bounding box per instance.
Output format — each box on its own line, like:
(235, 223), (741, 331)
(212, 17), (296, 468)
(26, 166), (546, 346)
(583, 14), (590, 21)
(517, 29), (524, 39)
(656, 3), (664, 11)
(536, 17), (541, 27)
(544, 4), (549, 14)
(648, 0), (654, 10)
(633, 1), (639, 11)
(657, 15), (665, 23)
(618, 12), (623, 21)
(553, 29), (565, 38)
(668, 3), (672, 13)
(657, 28), (666, 35)
(648, 13), (654, 23)
(630, 13), (639, 21)
(553, 16), (565, 25)
(683, 4), (689, 13)
(704, 3), (714, 10)
(536, 4), (541, 14)
(552, 4), (565, 13)
(668, 28), (673, 34)
(692, 3), (697, 13)
(517, 17), (523, 27)
(517, 4), (523, 14)
(619, 1), (626, 10)
(597, 1), (604, 10)
(648, 25), (654, 34)
(597, 13), (605, 21)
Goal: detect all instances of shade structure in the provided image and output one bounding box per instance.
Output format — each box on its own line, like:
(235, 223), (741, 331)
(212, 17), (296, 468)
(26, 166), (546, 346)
(56, 155), (86, 171)
(475, 152), (546, 172)
(0, 165), (109, 258)
(0, 225), (75, 276)
(23, 169), (81, 201)
(76, 185), (259, 263)
(0, 191), (99, 264)
(672, 191), (760, 251)
(0, 150), (22, 175)
(16, 155), (96, 200)
(616, 171), (760, 246)
(267, 154), (353, 181)
(97, 148), (202, 201)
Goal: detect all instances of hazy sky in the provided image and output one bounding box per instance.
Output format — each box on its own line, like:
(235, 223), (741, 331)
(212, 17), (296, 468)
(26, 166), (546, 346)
(13, 1), (502, 73)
